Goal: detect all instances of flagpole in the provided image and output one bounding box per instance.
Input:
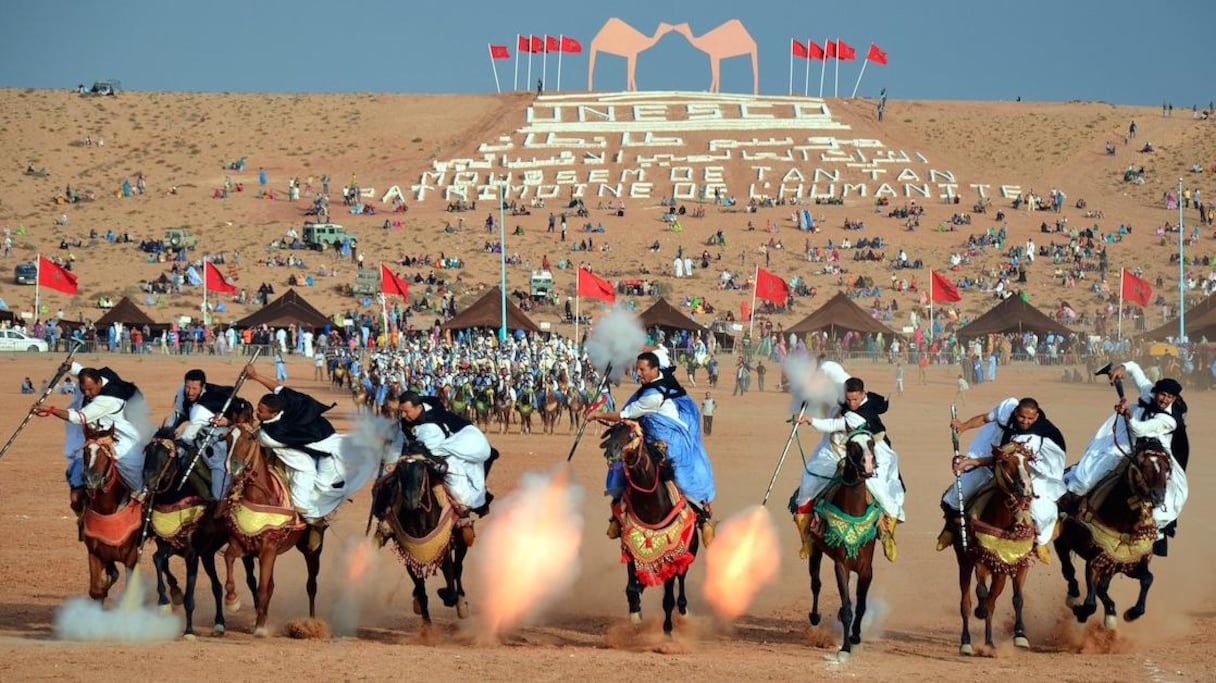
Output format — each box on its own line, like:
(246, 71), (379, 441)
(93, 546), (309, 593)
(557, 34), (563, 92)
(202, 258), (209, 326)
(499, 180), (508, 342)
(542, 36), (548, 91)
(34, 253), (41, 325)
(575, 270), (581, 357)
(514, 34), (520, 91)
(929, 270), (935, 348)
(488, 45), (502, 94)
(851, 57), (869, 99)
(379, 293), (390, 347)
(804, 41), (811, 97)
(749, 264), (759, 337)
(1178, 177), (1185, 343)
(834, 37), (840, 98)
(527, 39), (533, 93)
(787, 38), (797, 94)
(1118, 269), (1124, 342)
(818, 40), (827, 98)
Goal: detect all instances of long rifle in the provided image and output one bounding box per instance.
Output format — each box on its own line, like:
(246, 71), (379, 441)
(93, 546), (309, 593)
(0, 341), (83, 462)
(567, 362), (613, 462)
(762, 401), (807, 506)
(175, 347), (262, 491)
(950, 404), (967, 552)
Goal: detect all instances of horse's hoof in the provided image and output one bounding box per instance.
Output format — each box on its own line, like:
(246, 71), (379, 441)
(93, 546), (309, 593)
(253, 627), (269, 638)
(1065, 594), (1081, 608)
(170, 587), (184, 606)
(412, 598), (423, 616)
(224, 597), (241, 613)
(809, 612), (821, 626)
(212, 624), (226, 637)
(836, 650), (850, 663)
(456, 597), (469, 619)
(1014, 636), (1030, 649)
(182, 633), (197, 642)
(1123, 607), (1144, 622)
(629, 612), (642, 625)
(159, 604), (173, 615)
(960, 643), (974, 656)
(849, 634), (862, 645)
(1103, 614), (1118, 630)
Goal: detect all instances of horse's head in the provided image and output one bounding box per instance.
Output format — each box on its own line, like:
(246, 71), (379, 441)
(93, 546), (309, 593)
(226, 422), (262, 480)
(842, 429), (877, 483)
(1130, 437), (1173, 508)
(82, 425), (119, 496)
(992, 441), (1035, 500)
(141, 430), (180, 494)
(600, 420), (644, 466)
(394, 445), (447, 512)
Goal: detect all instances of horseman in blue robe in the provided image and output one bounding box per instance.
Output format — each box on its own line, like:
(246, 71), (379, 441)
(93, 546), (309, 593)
(595, 349), (717, 544)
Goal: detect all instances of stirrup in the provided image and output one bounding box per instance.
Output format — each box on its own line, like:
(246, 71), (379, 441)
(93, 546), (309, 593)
(606, 517), (621, 539)
(935, 528), (953, 552)
(1034, 544), (1051, 564)
(699, 520), (715, 547)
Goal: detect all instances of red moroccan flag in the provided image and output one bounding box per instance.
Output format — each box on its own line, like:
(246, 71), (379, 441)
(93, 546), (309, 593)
(837, 40), (857, 61)
(560, 36), (582, 53)
(530, 35), (544, 53)
(791, 39), (809, 59)
(489, 44), (510, 60)
(577, 267), (614, 303)
(545, 35), (559, 53)
(381, 263), (410, 298)
(825, 40), (837, 59)
(37, 255), (78, 295)
(867, 43), (888, 65)
(930, 271), (962, 303)
(755, 268), (790, 305)
(204, 262), (236, 294)
(808, 41), (826, 60)
(517, 35), (531, 52)
(1121, 269), (1152, 307)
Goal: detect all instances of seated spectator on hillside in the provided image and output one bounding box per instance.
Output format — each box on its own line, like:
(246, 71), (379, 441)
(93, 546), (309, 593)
(20, 377), (34, 394)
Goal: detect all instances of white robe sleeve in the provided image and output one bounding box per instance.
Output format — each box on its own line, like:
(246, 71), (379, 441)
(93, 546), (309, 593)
(410, 423), (448, 453)
(1127, 411), (1176, 441)
(182, 403), (218, 442)
(619, 391), (665, 420)
(810, 416), (847, 433)
(67, 395), (124, 425)
(1121, 361), (1154, 401)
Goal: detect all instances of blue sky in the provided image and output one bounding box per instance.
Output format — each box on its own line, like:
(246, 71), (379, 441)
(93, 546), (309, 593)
(1, 0), (1212, 104)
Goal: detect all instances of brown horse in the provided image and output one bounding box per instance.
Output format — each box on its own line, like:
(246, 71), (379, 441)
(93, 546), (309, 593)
(80, 426), (143, 601)
(371, 451), (470, 623)
(601, 421), (700, 634)
(949, 441), (1037, 655)
(515, 386), (536, 434)
(565, 389), (586, 432)
(538, 386), (562, 435)
(796, 431), (878, 661)
(222, 424), (325, 637)
(472, 386), (495, 432)
(1056, 438), (1172, 628)
(493, 387), (513, 434)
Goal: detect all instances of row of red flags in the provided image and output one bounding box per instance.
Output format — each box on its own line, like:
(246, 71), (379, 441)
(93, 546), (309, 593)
(490, 35), (583, 60)
(35, 256), (237, 297)
(791, 40), (887, 65)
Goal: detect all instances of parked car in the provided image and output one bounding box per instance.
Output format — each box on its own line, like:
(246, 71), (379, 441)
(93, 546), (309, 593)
(14, 263), (37, 285)
(302, 222), (357, 250)
(0, 329), (48, 352)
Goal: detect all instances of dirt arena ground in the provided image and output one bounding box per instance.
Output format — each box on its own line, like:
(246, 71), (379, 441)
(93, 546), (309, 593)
(0, 353), (1211, 681)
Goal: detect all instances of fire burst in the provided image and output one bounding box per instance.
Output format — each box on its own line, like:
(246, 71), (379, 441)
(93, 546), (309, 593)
(477, 466), (585, 637)
(702, 505), (780, 620)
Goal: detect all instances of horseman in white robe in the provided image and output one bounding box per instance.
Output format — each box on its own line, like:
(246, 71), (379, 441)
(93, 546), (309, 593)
(396, 391), (495, 515)
(1066, 362), (1188, 553)
(939, 396), (1066, 563)
(244, 365), (378, 524)
(793, 367), (905, 561)
(164, 369), (235, 500)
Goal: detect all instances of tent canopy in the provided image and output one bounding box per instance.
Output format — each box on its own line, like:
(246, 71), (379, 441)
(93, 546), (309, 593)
(95, 297), (157, 328)
(441, 286), (542, 334)
(638, 298), (708, 333)
(956, 295), (1073, 338)
(1139, 293), (1216, 341)
(787, 291), (897, 337)
(234, 288), (331, 329)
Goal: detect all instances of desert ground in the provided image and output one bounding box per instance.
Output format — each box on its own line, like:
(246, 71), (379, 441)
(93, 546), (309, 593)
(0, 353), (1212, 682)
(0, 89), (1213, 331)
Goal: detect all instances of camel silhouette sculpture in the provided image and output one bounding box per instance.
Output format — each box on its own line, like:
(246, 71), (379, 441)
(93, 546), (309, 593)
(671, 21), (759, 95)
(587, 19), (673, 92)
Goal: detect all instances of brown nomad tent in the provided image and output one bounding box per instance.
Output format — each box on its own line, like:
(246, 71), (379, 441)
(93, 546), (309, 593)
(956, 295), (1073, 338)
(94, 297), (158, 328)
(234, 288), (331, 329)
(441, 286), (542, 334)
(786, 292), (898, 337)
(638, 298), (709, 334)
(1139, 293), (1216, 341)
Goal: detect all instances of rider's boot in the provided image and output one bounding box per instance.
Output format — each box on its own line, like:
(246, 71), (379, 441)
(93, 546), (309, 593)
(936, 501), (957, 552)
(606, 515), (621, 539)
(460, 520), (476, 547)
(694, 502), (714, 547)
(792, 511), (815, 559)
(879, 513), (899, 562)
(1034, 543), (1052, 564)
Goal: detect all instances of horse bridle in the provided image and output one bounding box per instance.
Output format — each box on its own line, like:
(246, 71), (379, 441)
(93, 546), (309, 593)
(1127, 447), (1170, 508)
(613, 422), (660, 494)
(993, 442), (1035, 504)
(839, 430), (876, 486)
(83, 437), (119, 497)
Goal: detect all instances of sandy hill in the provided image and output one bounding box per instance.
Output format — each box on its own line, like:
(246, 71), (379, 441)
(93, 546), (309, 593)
(1, 88), (1212, 337)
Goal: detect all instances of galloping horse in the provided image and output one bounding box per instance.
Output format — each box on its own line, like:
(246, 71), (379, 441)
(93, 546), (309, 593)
(493, 386), (513, 434)
(142, 433), (236, 638)
(472, 386), (495, 432)
(601, 421), (700, 634)
(222, 424), (325, 637)
(538, 386), (563, 435)
(1056, 438), (1172, 628)
(80, 425), (142, 601)
(796, 430), (878, 661)
(515, 386), (536, 434)
(565, 389), (586, 432)
(949, 441), (1038, 655)
(371, 450), (470, 623)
